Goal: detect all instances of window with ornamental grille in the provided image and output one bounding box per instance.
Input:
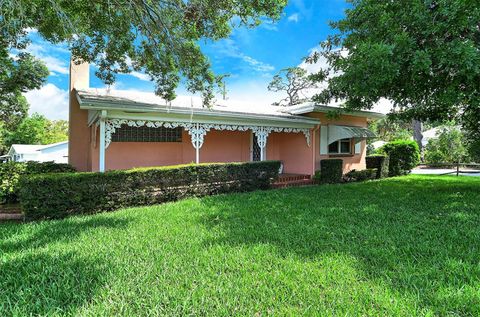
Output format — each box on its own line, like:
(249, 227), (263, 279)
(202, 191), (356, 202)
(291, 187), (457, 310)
(111, 125), (182, 142)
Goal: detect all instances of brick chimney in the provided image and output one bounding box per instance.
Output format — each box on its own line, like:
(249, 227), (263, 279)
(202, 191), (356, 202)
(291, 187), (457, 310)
(68, 59), (91, 171)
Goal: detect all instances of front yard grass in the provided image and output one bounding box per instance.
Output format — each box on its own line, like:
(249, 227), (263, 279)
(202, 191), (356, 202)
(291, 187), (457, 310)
(1, 175), (479, 316)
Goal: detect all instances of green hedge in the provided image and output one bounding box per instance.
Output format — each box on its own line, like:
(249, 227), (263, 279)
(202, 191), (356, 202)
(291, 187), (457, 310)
(319, 159), (343, 184)
(312, 170), (322, 184)
(344, 168), (377, 182)
(0, 161), (76, 204)
(366, 154), (390, 179)
(379, 140), (420, 176)
(19, 161), (281, 220)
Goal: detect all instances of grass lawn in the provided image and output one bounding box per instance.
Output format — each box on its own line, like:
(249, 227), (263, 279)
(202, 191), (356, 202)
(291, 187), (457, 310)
(1, 175), (479, 316)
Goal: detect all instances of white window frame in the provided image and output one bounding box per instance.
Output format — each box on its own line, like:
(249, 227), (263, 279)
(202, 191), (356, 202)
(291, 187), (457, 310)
(328, 138), (352, 155)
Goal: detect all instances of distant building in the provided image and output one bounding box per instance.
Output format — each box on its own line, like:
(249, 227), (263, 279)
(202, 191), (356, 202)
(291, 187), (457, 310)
(5, 141), (68, 163)
(422, 127), (440, 147)
(371, 140), (387, 150)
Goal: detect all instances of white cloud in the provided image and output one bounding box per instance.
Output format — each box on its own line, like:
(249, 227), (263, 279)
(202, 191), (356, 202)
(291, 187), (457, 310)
(287, 13), (300, 23)
(39, 55), (69, 75)
(26, 42), (69, 55)
(241, 56), (275, 72)
(221, 78), (282, 106)
(213, 39), (275, 73)
(290, 0), (313, 19)
(260, 20), (278, 31)
(129, 71), (150, 81)
(23, 42), (69, 75)
(298, 46), (348, 75)
(122, 56), (151, 81)
(24, 83), (69, 120)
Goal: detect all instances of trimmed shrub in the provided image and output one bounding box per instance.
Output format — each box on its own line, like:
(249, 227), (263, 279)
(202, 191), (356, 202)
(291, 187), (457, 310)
(320, 159), (343, 184)
(312, 170), (321, 184)
(424, 149), (445, 166)
(19, 161), (281, 220)
(0, 162), (26, 203)
(24, 161), (76, 174)
(366, 154), (390, 179)
(344, 168), (377, 182)
(0, 161), (76, 204)
(379, 140), (420, 176)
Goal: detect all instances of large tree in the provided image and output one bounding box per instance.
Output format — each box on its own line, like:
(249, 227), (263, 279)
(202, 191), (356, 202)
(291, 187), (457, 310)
(0, 47), (49, 131)
(268, 67), (317, 106)
(1, 0), (287, 104)
(309, 0), (480, 141)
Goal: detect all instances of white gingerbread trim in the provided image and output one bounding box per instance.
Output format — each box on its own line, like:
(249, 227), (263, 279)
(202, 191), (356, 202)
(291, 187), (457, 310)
(104, 119), (311, 149)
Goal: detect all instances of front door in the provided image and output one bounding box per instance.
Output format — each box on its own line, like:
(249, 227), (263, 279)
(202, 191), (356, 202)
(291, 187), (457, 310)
(252, 133), (261, 161)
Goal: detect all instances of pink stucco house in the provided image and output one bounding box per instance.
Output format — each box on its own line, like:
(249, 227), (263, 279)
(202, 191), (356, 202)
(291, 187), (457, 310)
(68, 62), (382, 176)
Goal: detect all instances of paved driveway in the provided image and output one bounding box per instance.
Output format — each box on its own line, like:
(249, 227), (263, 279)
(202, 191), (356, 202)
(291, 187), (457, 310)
(412, 168), (480, 177)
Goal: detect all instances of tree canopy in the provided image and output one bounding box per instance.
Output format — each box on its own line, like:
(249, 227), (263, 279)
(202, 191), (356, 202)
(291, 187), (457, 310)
(1, 114), (68, 153)
(1, 0), (287, 104)
(368, 117), (413, 143)
(424, 124), (469, 164)
(0, 47), (49, 130)
(309, 0), (480, 141)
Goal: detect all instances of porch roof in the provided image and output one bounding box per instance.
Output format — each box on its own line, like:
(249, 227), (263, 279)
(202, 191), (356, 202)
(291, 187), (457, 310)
(76, 88), (320, 129)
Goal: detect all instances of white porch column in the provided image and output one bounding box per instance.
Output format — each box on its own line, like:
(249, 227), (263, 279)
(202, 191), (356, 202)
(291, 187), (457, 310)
(99, 110), (107, 172)
(196, 145), (200, 164)
(253, 127), (270, 161)
(186, 123), (210, 164)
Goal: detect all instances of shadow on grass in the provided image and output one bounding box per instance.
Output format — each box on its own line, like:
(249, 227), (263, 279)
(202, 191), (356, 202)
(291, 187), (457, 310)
(0, 252), (107, 315)
(0, 215), (131, 315)
(199, 176), (480, 315)
(0, 215), (130, 254)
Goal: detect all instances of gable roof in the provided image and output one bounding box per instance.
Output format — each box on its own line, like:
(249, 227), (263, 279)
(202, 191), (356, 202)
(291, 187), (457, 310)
(8, 144), (44, 155)
(76, 88), (384, 125)
(76, 88), (320, 129)
(7, 141), (68, 156)
(77, 88), (290, 117)
(38, 141), (68, 151)
(283, 102), (385, 119)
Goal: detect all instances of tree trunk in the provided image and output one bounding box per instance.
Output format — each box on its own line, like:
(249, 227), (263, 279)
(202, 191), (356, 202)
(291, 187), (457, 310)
(412, 119), (423, 155)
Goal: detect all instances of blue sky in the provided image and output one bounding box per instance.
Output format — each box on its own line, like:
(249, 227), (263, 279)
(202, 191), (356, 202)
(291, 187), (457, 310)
(23, 0), (349, 120)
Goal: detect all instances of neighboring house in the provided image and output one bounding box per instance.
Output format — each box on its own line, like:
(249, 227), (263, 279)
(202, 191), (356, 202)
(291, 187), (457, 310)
(69, 62), (383, 176)
(6, 141), (68, 163)
(371, 140), (387, 150)
(421, 127), (440, 147)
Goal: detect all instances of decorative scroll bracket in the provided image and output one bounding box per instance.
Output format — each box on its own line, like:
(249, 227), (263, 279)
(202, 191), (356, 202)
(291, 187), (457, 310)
(251, 126), (271, 150)
(103, 119), (311, 149)
(184, 123), (212, 150)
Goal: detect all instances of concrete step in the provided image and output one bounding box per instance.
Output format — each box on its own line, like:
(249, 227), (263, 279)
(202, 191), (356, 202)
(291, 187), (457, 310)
(0, 204), (21, 214)
(277, 175), (311, 183)
(0, 204), (23, 222)
(272, 179), (315, 189)
(0, 213), (23, 221)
